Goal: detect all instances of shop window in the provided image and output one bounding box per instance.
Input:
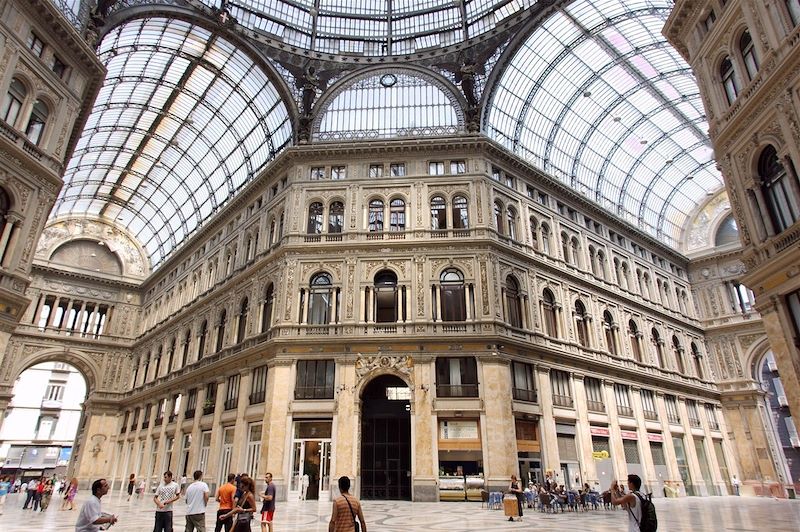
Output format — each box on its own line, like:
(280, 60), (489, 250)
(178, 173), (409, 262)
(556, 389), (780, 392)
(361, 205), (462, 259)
(435, 357), (478, 397)
(295, 359), (335, 399)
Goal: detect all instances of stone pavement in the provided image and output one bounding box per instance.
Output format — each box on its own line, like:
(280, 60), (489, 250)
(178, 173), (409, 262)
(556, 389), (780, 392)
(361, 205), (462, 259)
(1, 491), (799, 531)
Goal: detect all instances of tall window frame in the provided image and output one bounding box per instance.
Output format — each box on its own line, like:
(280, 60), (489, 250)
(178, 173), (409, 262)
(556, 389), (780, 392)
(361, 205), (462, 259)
(758, 145), (799, 234)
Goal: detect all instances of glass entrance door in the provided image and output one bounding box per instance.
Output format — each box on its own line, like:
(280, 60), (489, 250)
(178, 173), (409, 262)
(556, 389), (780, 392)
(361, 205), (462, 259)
(289, 420), (332, 500)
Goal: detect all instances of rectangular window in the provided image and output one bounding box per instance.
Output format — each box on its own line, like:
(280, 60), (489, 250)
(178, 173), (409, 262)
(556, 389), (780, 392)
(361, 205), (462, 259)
(246, 422), (263, 478)
(787, 289), (800, 346)
(389, 163), (406, 177)
(705, 404), (720, 430)
(185, 388), (197, 417)
(511, 361), (537, 402)
(703, 10), (716, 31)
(615, 384), (633, 417)
(50, 55), (67, 78)
(537, 192), (549, 206)
(557, 433), (578, 461)
(526, 186), (536, 198)
(435, 357), (479, 397)
(504, 174), (515, 188)
(250, 365), (268, 405)
(687, 399), (701, 427)
(27, 32), (44, 57)
(368, 164), (384, 178)
(295, 359), (336, 399)
(641, 389), (658, 420)
(44, 384), (64, 402)
(789, 0), (800, 26)
(203, 382), (217, 414)
(491, 166), (501, 181)
(224, 374), (240, 410)
(665, 394), (680, 424)
(428, 161), (445, 175)
(309, 166), (325, 180)
(550, 370), (573, 407)
(170, 394), (181, 422)
(585, 377), (604, 412)
(331, 165), (346, 180)
(450, 160), (466, 174)
(650, 441), (666, 465)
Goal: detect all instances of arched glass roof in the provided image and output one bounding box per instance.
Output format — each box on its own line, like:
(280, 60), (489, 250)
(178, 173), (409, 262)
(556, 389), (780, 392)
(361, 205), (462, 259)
(212, 0), (538, 56)
(315, 70), (463, 141)
(52, 17), (292, 267)
(487, 0), (724, 246)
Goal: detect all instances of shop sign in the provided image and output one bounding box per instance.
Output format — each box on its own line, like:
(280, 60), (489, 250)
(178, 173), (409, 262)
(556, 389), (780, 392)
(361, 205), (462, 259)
(440, 420), (479, 440)
(620, 430), (638, 440)
(590, 426), (610, 436)
(647, 433), (663, 442)
(592, 450), (610, 460)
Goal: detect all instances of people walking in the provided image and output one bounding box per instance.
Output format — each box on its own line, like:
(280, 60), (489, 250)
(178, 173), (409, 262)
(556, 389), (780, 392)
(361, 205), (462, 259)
(33, 477), (45, 511)
(127, 474), (136, 501)
(215, 474), (236, 532)
(40, 480), (53, 511)
(222, 476), (255, 532)
(138, 478), (147, 499)
(61, 478), (78, 510)
(153, 470), (181, 532)
(185, 470), (210, 532)
(75, 478), (117, 532)
(0, 476), (10, 515)
(23, 477), (38, 509)
(260, 472), (276, 532)
(328, 476), (366, 532)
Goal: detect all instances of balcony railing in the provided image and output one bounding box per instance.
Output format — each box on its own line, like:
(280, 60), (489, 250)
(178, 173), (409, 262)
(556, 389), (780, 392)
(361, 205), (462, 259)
(249, 391), (266, 405)
(436, 384), (479, 398)
(202, 404), (215, 416)
(643, 410), (659, 421)
(689, 417), (702, 428)
(184, 408), (196, 419)
(587, 400), (605, 413)
(512, 388), (537, 403)
(667, 413), (681, 424)
(617, 406), (634, 417)
(553, 394), (574, 408)
(294, 386), (335, 400)
(168, 414), (177, 423)
(141, 421), (149, 430)
(224, 398), (238, 411)
(154, 417), (163, 427)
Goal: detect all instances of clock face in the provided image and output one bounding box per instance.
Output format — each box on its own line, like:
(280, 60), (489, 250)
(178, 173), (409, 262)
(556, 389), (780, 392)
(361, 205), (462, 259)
(380, 73), (397, 87)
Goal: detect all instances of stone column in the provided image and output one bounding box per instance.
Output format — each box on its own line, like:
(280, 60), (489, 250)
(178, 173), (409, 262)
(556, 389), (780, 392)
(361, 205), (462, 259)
(654, 393), (681, 486)
(480, 355), (518, 492)
(204, 377), (228, 485)
(759, 300), (800, 427)
(186, 387), (206, 479)
(571, 374), (597, 483)
(229, 370), (253, 474)
(677, 399), (706, 496)
(259, 360), (293, 501)
(536, 367), (559, 473)
(169, 390), (188, 477)
(629, 387), (657, 493)
(72, 399), (123, 489)
(411, 355), (437, 501)
(603, 381), (625, 483)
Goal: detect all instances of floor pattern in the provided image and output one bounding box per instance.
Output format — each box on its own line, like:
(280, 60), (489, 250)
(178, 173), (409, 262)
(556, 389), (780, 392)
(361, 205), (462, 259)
(1, 492), (798, 531)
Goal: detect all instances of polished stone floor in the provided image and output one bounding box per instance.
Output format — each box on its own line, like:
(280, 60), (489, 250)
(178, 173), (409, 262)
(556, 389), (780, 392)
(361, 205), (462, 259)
(1, 491), (799, 531)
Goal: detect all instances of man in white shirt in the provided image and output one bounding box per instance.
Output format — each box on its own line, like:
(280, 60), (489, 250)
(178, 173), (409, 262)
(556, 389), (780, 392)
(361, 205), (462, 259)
(153, 470), (181, 532)
(185, 470), (210, 532)
(75, 479), (117, 532)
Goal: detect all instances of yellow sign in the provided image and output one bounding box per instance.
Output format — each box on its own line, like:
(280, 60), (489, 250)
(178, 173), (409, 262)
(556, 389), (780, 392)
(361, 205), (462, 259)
(592, 450), (610, 460)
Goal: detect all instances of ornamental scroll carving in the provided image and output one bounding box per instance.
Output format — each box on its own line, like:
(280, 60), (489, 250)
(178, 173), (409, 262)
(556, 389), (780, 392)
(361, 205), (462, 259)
(355, 354), (414, 386)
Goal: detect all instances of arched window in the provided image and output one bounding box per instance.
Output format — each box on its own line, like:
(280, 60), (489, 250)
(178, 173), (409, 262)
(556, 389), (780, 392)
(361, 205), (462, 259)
(307, 202), (324, 234)
(268, 216), (276, 245)
(368, 199), (384, 232)
(440, 268), (466, 322)
(261, 284), (274, 333)
(529, 217), (539, 250)
(278, 212), (285, 239)
(720, 57), (739, 105)
(739, 31), (759, 80)
(374, 270), (398, 323)
(452, 195), (469, 229)
(596, 250), (606, 280)
(181, 329), (191, 367)
(542, 288), (558, 337)
(540, 223), (551, 254)
(714, 214), (739, 246)
(691, 342), (704, 379)
(505, 276), (523, 329)
(216, 309), (227, 352)
(1, 78), (26, 127)
(570, 236), (581, 268)
(603, 311), (618, 355)
(25, 99), (48, 145)
(789, 0), (800, 26)
(651, 328), (665, 368)
(628, 320), (642, 363)
(493, 201), (504, 234)
(672, 335), (685, 374)
(328, 201), (344, 233)
(237, 297), (249, 343)
(431, 196), (446, 230)
(389, 198), (406, 231)
(197, 320), (208, 359)
(507, 206), (518, 240)
(758, 145), (799, 233)
(308, 273), (333, 325)
(0, 187), (10, 245)
(574, 300), (589, 347)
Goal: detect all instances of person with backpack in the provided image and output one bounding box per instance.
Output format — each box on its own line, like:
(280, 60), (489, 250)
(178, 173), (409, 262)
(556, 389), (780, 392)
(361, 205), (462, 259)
(609, 474), (657, 532)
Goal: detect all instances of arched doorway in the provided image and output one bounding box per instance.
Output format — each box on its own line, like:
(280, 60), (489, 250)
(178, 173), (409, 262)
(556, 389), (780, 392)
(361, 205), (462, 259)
(360, 374), (411, 500)
(0, 362), (87, 485)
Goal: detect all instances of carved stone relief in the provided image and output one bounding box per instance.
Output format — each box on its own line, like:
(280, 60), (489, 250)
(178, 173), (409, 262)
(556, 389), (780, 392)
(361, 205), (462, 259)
(354, 354), (414, 387)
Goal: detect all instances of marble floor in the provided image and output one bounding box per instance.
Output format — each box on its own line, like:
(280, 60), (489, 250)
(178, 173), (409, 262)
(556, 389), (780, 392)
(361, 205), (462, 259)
(1, 492), (799, 531)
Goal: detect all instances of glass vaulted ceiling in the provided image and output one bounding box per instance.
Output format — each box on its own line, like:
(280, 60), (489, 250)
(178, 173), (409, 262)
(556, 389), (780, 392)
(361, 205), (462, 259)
(209, 0), (538, 56)
(52, 17), (292, 267)
(488, 0), (724, 246)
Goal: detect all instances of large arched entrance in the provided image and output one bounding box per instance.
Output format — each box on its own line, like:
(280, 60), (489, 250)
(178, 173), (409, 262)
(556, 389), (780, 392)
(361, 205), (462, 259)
(360, 374), (412, 500)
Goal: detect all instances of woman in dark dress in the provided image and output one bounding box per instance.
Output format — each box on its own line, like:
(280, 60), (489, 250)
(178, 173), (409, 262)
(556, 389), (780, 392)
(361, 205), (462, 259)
(127, 473), (135, 501)
(508, 475), (524, 521)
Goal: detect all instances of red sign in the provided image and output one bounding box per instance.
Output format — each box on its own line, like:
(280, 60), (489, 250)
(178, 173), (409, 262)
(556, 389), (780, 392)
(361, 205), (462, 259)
(590, 426), (610, 436)
(647, 433), (663, 442)
(620, 430), (638, 440)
